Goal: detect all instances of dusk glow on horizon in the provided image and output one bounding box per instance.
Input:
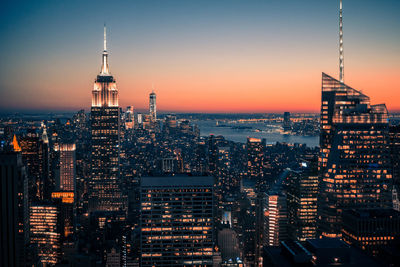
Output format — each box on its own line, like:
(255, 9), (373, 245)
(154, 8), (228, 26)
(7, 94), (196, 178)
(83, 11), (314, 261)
(0, 0), (399, 113)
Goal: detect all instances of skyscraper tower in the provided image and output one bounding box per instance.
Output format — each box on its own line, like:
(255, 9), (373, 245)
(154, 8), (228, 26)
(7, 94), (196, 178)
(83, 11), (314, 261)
(89, 25), (124, 212)
(318, 0), (392, 238)
(149, 89), (156, 122)
(318, 73), (392, 237)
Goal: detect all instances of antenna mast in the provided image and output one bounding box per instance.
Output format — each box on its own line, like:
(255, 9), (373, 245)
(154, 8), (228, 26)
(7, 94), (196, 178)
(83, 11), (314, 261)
(339, 0), (344, 82)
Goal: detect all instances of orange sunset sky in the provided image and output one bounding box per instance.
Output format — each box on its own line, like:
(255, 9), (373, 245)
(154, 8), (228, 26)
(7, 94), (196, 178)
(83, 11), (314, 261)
(0, 0), (399, 113)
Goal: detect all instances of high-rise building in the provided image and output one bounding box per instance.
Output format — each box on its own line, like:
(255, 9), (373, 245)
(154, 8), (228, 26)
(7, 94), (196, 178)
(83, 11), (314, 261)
(389, 125), (400, 210)
(264, 192), (288, 247)
(125, 106), (134, 129)
(20, 132), (49, 202)
(318, 0), (392, 237)
(246, 138), (265, 183)
(56, 143), (76, 192)
(283, 112), (291, 132)
(30, 204), (61, 266)
(318, 73), (392, 237)
(0, 152), (28, 267)
(140, 176), (214, 266)
(286, 164), (318, 241)
(149, 90), (157, 122)
(208, 135), (225, 175)
(246, 137), (266, 264)
(89, 25), (124, 212)
(51, 191), (75, 239)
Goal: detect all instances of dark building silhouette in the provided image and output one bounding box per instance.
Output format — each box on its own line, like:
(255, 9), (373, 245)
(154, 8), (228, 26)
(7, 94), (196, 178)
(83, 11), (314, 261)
(342, 209), (400, 256)
(20, 132), (49, 202)
(0, 152), (28, 267)
(283, 112), (291, 132)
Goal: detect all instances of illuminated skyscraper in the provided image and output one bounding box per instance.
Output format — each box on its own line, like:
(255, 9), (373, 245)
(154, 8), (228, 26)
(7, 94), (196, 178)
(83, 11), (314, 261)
(20, 132), (49, 202)
(125, 106), (134, 130)
(264, 192), (288, 247)
(149, 90), (156, 122)
(89, 25), (124, 212)
(246, 137), (265, 265)
(56, 143), (76, 192)
(318, 0), (392, 238)
(140, 176), (214, 266)
(286, 164), (318, 241)
(29, 204), (61, 266)
(246, 138), (265, 183)
(318, 74), (392, 237)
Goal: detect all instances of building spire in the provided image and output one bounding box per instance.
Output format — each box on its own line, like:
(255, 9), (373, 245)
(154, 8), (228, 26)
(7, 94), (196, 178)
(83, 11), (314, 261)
(339, 0), (344, 82)
(101, 24), (109, 75)
(12, 134), (21, 152)
(104, 23), (107, 51)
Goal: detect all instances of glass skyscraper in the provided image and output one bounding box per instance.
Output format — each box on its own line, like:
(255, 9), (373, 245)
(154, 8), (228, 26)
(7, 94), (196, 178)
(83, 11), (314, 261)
(318, 73), (392, 237)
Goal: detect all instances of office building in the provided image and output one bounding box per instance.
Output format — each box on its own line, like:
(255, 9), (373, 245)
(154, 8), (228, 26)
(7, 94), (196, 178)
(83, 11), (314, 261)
(56, 143), (76, 191)
(286, 165), (318, 241)
(342, 209), (400, 256)
(20, 132), (49, 202)
(283, 112), (291, 132)
(89, 25), (124, 212)
(140, 176), (214, 266)
(264, 192), (288, 247)
(318, 0), (392, 237)
(125, 106), (134, 129)
(318, 73), (392, 237)
(0, 152), (28, 267)
(30, 204), (61, 266)
(246, 138), (265, 183)
(149, 90), (156, 122)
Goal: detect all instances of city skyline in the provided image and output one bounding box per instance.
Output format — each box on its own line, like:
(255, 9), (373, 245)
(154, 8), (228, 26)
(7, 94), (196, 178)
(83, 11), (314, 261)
(1, 0), (399, 113)
(2, 1), (400, 265)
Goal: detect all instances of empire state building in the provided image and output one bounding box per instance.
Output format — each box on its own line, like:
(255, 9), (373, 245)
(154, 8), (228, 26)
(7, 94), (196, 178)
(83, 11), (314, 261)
(89, 26), (124, 212)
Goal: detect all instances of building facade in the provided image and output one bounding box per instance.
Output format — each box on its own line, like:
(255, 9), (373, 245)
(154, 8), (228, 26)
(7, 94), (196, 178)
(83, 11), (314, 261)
(318, 73), (392, 237)
(140, 176), (214, 266)
(30, 204), (61, 266)
(57, 143), (76, 192)
(286, 166), (318, 241)
(342, 209), (400, 256)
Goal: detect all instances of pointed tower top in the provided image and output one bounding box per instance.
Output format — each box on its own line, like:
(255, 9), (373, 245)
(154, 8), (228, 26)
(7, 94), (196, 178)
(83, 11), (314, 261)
(339, 0), (344, 82)
(12, 134), (21, 152)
